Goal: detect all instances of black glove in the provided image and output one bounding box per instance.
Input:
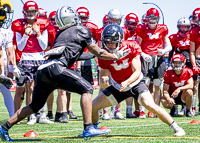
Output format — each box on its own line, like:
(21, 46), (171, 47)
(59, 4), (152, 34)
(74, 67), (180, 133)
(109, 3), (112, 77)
(0, 75), (13, 89)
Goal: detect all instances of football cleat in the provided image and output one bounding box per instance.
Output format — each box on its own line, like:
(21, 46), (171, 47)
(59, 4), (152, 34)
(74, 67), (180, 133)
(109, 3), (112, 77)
(169, 107), (178, 117)
(133, 110), (140, 117)
(139, 111), (146, 119)
(0, 126), (14, 141)
(102, 113), (110, 120)
(27, 114), (36, 125)
(110, 108), (115, 119)
(178, 105), (186, 116)
(186, 111), (194, 117)
(126, 112), (137, 118)
(115, 112), (126, 119)
(191, 107), (196, 116)
(39, 114), (54, 124)
(83, 126), (111, 138)
(174, 127), (185, 136)
(55, 112), (68, 123)
(46, 112), (53, 119)
(148, 111), (154, 118)
(68, 111), (77, 119)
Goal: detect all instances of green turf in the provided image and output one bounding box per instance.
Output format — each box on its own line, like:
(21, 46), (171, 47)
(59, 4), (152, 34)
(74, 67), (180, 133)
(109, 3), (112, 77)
(0, 89), (200, 142)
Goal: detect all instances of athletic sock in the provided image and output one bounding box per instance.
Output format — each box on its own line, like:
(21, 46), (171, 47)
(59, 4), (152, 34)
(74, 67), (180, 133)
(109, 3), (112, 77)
(116, 108), (121, 113)
(170, 121), (179, 132)
(84, 122), (93, 131)
(2, 121), (11, 131)
(103, 108), (108, 114)
(140, 106), (145, 112)
(126, 106), (132, 114)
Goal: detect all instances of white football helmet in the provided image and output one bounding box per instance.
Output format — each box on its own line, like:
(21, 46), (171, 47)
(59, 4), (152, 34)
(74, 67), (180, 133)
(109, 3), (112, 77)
(177, 17), (191, 34)
(108, 9), (123, 25)
(55, 6), (79, 30)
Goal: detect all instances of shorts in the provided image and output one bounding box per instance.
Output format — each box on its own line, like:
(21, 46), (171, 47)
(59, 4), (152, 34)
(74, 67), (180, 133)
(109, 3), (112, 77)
(15, 62), (26, 87)
(21, 60), (44, 82)
(29, 61), (93, 113)
(141, 55), (166, 80)
(170, 91), (185, 105)
(102, 80), (149, 104)
(193, 57), (200, 82)
(81, 65), (93, 85)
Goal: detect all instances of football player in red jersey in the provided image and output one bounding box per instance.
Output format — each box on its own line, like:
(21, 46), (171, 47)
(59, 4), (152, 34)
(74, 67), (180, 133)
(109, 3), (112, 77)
(191, 8), (200, 30)
(136, 8), (172, 117)
(168, 17), (191, 116)
(92, 24), (185, 137)
(161, 54), (193, 117)
(11, 1), (53, 125)
(125, 13), (139, 39)
(190, 13), (200, 115)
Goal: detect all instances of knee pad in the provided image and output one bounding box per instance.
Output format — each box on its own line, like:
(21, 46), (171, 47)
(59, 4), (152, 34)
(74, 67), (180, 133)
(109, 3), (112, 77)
(153, 78), (163, 87)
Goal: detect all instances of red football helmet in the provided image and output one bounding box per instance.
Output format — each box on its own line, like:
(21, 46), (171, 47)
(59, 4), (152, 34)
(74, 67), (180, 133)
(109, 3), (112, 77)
(192, 8), (200, 19)
(124, 13), (139, 31)
(146, 8), (160, 28)
(103, 15), (109, 27)
(49, 11), (57, 26)
(38, 8), (47, 18)
(76, 7), (89, 23)
(171, 54), (186, 71)
(23, 1), (38, 20)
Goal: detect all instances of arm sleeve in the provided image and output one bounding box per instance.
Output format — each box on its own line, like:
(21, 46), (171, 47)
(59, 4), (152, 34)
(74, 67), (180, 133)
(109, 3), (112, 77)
(37, 29), (48, 50)
(5, 30), (14, 48)
(16, 32), (29, 51)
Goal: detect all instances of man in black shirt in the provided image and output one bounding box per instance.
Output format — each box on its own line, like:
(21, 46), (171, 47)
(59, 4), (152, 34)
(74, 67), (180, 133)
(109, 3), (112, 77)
(0, 6), (130, 141)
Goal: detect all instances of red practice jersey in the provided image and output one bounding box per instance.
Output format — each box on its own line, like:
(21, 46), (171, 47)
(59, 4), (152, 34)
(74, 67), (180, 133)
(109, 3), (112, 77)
(47, 25), (59, 48)
(164, 67), (193, 94)
(190, 27), (200, 50)
(98, 40), (141, 84)
(191, 23), (199, 31)
(12, 17), (50, 53)
(136, 24), (168, 55)
(169, 32), (190, 51)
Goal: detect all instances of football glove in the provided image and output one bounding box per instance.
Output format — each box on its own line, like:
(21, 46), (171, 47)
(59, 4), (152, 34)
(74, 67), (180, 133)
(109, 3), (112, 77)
(113, 46), (131, 60)
(0, 75), (13, 89)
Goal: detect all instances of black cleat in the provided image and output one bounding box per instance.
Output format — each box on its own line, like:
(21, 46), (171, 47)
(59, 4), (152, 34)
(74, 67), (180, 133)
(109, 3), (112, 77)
(47, 111), (53, 119)
(186, 111), (194, 117)
(55, 112), (68, 123)
(68, 111), (77, 119)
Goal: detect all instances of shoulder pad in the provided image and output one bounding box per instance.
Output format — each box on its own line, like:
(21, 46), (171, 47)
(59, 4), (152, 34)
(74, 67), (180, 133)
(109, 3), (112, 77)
(85, 22), (98, 30)
(36, 17), (50, 30)
(11, 19), (26, 32)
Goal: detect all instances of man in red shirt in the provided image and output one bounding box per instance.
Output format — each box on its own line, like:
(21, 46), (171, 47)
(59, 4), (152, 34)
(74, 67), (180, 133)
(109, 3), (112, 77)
(136, 8), (172, 117)
(161, 54), (193, 117)
(92, 24), (185, 137)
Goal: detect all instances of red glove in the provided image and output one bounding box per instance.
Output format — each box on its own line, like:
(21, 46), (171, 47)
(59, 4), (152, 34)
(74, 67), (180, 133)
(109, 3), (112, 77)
(193, 66), (200, 75)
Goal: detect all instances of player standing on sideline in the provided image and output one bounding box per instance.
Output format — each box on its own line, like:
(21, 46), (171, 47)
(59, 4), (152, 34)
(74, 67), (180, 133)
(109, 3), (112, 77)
(11, 1), (53, 125)
(190, 13), (200, 115)
(136, 8), (172, 117)
(0, 6), (131, 141)
(92, 24), (185, 137)
(168, 17), (191, 116)
(0, 0), (19, 117)
(161, 54), (193, 117)
(125, 13), (146, 119)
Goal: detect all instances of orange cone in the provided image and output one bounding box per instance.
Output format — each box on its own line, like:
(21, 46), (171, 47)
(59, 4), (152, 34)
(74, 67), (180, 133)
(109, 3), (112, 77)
(189, 120), (200, 124)
(24, 130), (39, 137)
(99, 126), (109, 130)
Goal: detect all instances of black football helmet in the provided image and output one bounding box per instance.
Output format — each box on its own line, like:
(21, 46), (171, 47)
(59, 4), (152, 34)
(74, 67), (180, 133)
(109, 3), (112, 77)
(101, 24), (124, 53)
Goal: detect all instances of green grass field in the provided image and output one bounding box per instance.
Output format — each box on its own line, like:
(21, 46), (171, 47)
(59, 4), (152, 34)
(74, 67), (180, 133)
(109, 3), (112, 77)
(0, 89), (200, 143)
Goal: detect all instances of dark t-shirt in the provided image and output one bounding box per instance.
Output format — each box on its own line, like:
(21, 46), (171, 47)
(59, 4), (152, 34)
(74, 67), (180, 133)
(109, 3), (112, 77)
(49, 25), (92, 67)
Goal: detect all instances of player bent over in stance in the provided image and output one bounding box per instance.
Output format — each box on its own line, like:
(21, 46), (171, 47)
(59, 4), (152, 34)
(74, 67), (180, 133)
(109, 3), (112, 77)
(0, 6), (131, 141)
(92, 24), (186, 137)
(161, 54), (194, 117)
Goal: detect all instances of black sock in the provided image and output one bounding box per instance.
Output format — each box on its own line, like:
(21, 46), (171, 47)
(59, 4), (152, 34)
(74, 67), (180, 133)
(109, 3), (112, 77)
(48, 111), (52, 114)
(55, 112), (61, 116)
(186, 109), (190, 114)
(84, 123), (93, 131)
(2, 121), (11, 131)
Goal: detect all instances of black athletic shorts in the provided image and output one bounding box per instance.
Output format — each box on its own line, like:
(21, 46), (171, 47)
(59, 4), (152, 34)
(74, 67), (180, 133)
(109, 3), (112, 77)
(102, 80), (149, 104)
(141, 55), (166, 80)
(193, 57), (200, 82)
(170, 91), (185, 105)
(29, 62), (93, 113)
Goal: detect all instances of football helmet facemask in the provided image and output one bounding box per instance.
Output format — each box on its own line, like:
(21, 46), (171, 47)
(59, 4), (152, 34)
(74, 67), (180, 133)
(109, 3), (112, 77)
(177, 17), (191, 34)
(171, 54), (186, 71)
(124, 13), (139, 31)
(23, 1), (38, 20)
(146, 8), (160, 28)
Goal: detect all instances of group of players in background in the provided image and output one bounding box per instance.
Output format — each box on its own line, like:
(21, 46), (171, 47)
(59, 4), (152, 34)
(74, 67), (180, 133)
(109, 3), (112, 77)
(0, 0), (200, 140)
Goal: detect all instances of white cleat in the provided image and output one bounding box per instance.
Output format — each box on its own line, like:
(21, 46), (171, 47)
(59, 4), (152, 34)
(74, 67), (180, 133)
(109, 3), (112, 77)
(39, 114), (54, 124)
(27, 114), (36, 125)
(102, 113), (110, 120)
(115, 112), (126, 120)
(174, 127), (185, 137)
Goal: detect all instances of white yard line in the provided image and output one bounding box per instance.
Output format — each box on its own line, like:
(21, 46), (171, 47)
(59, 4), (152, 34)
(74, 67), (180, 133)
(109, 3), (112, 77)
(10, 121), (189, 135)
